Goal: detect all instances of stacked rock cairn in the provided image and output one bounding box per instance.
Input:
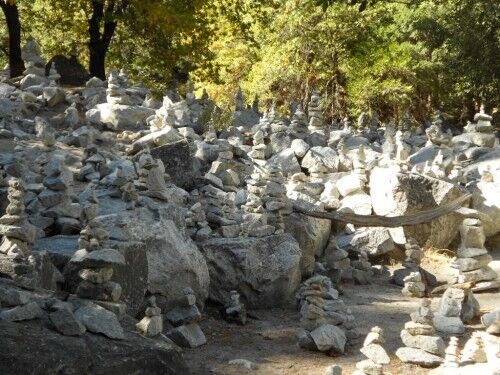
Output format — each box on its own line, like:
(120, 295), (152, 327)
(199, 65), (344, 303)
(296, 275), (359, 354)
(396, 299), (445, 367)
(166, 287), (207, 348)
(289, 104), (309, 139)
(0, 178), (38, 286)
(453, 218), (498, 287)
(402, 238), (426, 297)
(136, 296), (163, 337)
(353, 326), (390, 375)
(223, 290), (247, 325)
(72, 220), (126, 315)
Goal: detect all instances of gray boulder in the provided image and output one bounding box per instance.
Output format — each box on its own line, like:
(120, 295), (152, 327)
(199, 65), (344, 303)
(369, 167), (463, 248)
(200, 234), (302, 308)
(151, 140), (196, 190)
(74, 303), (124, 340)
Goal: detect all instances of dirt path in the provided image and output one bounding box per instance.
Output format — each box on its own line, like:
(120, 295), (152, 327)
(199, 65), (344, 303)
(184, 247), (500, 375)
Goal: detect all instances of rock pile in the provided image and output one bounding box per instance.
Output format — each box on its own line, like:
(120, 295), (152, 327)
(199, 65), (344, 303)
(136, 296), (163, 337)
(166, 287), (207, 348)
(452, 218), (498, 288)
(353, 326), (390, 375)
(296, 275), (359, 354)
(396, 299), (445, 367)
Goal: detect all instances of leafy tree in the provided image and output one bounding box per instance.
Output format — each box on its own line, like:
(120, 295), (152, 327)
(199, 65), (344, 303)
(0, 0), (24, 77)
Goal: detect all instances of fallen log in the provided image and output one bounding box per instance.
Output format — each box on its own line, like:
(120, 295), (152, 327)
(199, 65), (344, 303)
(292, 192), (472, 227)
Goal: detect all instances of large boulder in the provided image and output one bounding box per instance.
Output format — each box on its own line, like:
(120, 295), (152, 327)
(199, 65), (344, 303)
(200, 234), (302, 308)
(86, 103), (155, 130)
(369, 167), (464, 248)
(284, 213), (331, 276)
(0, 319), (189, 375)
(151, 140), (196, 190)
(337, 227), (395, 256)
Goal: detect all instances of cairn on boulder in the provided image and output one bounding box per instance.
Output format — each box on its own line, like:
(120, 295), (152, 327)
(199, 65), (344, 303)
(223, 290), (247, 325)
(71, 220), (126, 317)
(296, 275), (359, 354)
(453, 218), (498, 287)
(433, 285), (479, 335)
(136, 296), (163, 337)
(289, 104), (309, 139)
(353, 326), (390, 375)
(396, 299), (445, 367)
(166, 287), (207, 348)
(0, 178), (39, 286)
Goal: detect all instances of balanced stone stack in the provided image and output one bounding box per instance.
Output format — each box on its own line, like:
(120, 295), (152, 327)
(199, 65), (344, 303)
(106, 69), (131, 105)
(296, 275), (358, 354)
(395, 130), (410, 171)
(223, 290), (247, 325)
(241, 168), (276, 237)
(185, 201), (211, 239)
(402, 271), (426, 298)
(453, 218), (498, 288)
(307, 91), (328, 143)
(219, 191), (241, 238)
(136, 296), (163, 337)
(442, 336), (460, 369)
(166, 287), (207, 348)
(396, 299), (445, 367)
(78, 144), (107, 182)
(248, 129), (267, 162)
(40, 158), (81, 234)
(454, 106), (496, 148)
(121, 181), (139, 210)
(353, 326), (390, 375)
(323, 235), (350, 288)
(289, 104), (309, 139)
(0, 178), (38, 286)
(35, 116), (56, 148)
(351, 251), (373, 285)
(20, 37), (48, 90)
(71, 220), (126, 317)
(400, 238), (426, 297)
(337, 138), (353, 172)
(261, 164), (291, 235)
(433, 285), (479, 334)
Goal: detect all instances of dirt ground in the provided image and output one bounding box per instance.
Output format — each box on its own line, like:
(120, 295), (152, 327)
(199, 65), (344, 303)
(184, 246), (500, 375)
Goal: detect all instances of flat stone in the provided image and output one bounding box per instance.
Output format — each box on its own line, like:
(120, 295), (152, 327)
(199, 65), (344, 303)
(453, 254), (492, 272)
(432, 315), (465, 334)
(74, 303), (124, 340)
(166, 323), (206, 348)
(458, 266), (497, 283)
(70, 248), (125, 267)
(400, 329), (445, 356)
(49, 309), (85, 336)
(310, 324), (346, 353)
(404, 321), (435, 336)
(396, 347), (444, 367)
(360, 343), (390, 364)
(0, 302), (43, 322)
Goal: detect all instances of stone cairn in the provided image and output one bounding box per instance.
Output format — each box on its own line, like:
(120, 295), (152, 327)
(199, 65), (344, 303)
(79, 144), (108, 182)
(185, 201), (211, 239)
(453, 218), (498, 288)
(307, 91), (328, 140)
(223, 290), (247, 325)
(461, 331), (487, 365)
(323, 235), (350, 288)
(72, 220), (126, 316)
(106, 69), (130, 105)
(21, 37), (46, 77)
(136, 296), (163, 337)
(351, 251), (373, 285)
(433, 285), (479, 335)
(337, 138), (353, 172)
(401, 238), (426, 297)
(35, 116), (56, 148)
(395, 130), (410, 171)
(296, 275), (359, 354)
(289, 104), (309, 139)
(353, 326), (390, 375)
(219, 191), (241, 238)
(396, 299), (445, 367)
(248, 129), (267, 162)
(40, 158), (81, 235)
(442, 336), (460, 369)
(242, 164), (289, 237)
(0, 178), (38, 286)
(121, 181), (139, 210)
(166, 287), (207, 348)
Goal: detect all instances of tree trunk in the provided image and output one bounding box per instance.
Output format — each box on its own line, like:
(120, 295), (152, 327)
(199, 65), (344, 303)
(88, 0), (117, 80)
(0, 1), (25, 78)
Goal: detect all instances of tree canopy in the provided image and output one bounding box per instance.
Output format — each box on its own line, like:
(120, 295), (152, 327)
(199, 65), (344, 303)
(0, 0), (497, 123)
